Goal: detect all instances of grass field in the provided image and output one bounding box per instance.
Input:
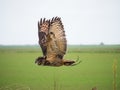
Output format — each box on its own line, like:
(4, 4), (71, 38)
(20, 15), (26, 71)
(0, 45), (120, 90)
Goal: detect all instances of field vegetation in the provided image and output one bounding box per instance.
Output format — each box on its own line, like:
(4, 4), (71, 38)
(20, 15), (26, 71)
(0, 45), (120, 90)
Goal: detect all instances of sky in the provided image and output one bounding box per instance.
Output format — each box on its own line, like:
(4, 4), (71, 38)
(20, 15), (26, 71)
(0, 0), (120, 45)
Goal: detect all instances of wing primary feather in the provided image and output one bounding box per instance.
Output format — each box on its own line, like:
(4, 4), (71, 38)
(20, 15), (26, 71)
(48, 19), (51, 25)
(43, 18), (46, 23)
(40, 18), (42, 25)
(57, 17), (59, 20)
(51, 17), (54, 23)
(38, 21), (40, 32)
(55, 17), (57, 20)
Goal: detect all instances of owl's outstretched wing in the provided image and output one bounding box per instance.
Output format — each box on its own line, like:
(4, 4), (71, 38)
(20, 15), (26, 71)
(38, 18), (50, 56)
(46, 17), (67, 62)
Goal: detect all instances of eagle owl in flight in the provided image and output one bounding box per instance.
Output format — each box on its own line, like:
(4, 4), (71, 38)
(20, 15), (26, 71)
(35, 17), (80, 66)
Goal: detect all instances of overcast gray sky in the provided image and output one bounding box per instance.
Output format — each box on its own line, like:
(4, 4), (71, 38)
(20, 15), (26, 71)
(0, 0), (120, 45)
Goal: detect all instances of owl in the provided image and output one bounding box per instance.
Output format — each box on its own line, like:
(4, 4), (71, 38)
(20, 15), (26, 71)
(35, 17), (80, 66)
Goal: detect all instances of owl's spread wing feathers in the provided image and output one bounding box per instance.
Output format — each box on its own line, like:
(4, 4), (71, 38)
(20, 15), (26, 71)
(47, 17), (67, 56)
(38, 17), (67, 61)
(38, 18), (50, 56)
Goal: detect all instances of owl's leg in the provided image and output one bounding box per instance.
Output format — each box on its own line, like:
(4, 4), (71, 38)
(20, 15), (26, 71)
(35, 56), (45, 65)
(35, 56), (52, 66)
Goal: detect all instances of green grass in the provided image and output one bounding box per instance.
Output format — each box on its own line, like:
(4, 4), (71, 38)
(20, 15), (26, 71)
(0, 45), (120, 90)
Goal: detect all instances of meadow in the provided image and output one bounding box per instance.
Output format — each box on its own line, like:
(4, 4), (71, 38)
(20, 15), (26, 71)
(0, 45), (120, 90)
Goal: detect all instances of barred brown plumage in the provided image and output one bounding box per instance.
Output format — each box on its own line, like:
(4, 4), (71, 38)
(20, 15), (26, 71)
(35, 17), (80, 66)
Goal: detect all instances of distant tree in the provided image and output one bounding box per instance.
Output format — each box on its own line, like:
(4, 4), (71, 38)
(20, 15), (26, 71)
(100, 42), (104, 45)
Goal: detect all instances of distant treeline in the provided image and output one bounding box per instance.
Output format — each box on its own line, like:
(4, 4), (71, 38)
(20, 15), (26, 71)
(0, 45), (120, 53)
(67, 45), (120, 53)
